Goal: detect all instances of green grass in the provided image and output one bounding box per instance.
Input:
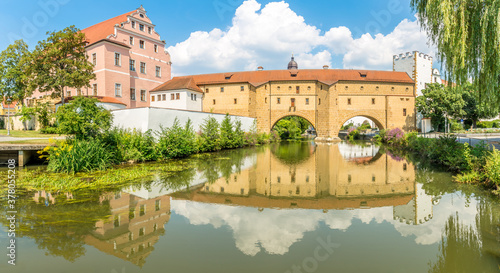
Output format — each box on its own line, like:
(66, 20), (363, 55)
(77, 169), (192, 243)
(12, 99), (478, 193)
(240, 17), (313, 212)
(0, 129), (62, 138)
(0, 161), (195, 194)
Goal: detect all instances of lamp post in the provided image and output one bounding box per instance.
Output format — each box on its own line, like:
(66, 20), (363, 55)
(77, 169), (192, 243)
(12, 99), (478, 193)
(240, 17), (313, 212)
(6, 98), (11, 136)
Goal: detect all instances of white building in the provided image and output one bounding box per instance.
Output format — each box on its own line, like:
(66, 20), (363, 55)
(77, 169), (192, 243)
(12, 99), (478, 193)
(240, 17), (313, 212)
(394, 51), (444, 132)
(393, 51), (434, 97)
(149, 77), (203, 111)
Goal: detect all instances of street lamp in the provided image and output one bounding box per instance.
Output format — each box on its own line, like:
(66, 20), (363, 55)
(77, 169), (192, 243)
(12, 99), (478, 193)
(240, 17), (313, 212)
(6, 97), (11, 136)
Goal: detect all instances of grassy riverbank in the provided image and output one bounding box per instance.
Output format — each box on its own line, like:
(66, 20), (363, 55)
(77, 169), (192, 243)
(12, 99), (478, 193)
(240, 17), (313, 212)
(376, 129), (500, 194)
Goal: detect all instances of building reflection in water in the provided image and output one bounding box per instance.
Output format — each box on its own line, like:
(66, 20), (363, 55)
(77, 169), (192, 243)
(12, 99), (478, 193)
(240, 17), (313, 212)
(85, 191), (171, 267)
(173, 142), (434, 219)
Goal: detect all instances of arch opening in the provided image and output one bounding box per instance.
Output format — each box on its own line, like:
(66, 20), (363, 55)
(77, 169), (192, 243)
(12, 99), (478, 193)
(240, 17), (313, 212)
(272, 115), (316, 140)
(339, 115), (384, 140)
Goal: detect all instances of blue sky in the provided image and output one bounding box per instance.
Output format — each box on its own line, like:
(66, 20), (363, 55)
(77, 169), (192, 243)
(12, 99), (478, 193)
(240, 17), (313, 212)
(0, 0), (437, 76)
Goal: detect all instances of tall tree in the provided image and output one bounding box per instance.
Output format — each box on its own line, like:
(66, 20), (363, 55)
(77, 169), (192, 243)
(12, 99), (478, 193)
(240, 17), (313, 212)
(460, 83), (496, 128)
(0, 40), (30, 105)
(411, 0), (500, 111)
(23, 25), (95, 105)
(416, 83), (465, 131)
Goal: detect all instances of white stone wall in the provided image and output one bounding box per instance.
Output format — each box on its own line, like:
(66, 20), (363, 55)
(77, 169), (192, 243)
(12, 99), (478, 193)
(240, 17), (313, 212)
(415, 52), (433, 96)
(112, 107), (256, 134)
(150, 89), (202, 111)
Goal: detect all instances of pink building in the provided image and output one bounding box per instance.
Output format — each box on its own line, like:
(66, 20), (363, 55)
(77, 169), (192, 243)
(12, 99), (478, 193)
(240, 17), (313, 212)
(27, 6), (171, 109)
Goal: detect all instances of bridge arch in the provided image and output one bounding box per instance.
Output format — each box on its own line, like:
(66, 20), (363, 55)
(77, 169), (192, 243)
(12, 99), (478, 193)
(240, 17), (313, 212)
(337, 112), (386, 133)
(271, 114), (316, 131)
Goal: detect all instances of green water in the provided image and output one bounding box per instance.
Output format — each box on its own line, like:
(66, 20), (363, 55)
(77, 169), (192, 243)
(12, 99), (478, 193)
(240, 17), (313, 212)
(1, 141), (499, 273)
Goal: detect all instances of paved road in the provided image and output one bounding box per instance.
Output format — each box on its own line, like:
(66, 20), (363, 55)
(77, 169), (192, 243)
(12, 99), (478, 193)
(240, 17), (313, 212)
(419, 133), (500, 150)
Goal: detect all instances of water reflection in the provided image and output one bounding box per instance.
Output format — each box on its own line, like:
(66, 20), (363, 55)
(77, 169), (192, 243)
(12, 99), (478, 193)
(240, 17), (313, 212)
(1, 142), (498, 272)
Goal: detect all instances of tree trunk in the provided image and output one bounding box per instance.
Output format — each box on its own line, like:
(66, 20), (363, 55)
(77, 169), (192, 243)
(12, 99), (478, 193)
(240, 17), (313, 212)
(60, 86), (65, 106)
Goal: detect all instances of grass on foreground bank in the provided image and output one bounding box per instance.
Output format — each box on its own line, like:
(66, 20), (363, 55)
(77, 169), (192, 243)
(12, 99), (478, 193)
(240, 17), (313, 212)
(0, 161), (194, 195)
(0, 129), (63, 138)
(0, 139), (54, 145)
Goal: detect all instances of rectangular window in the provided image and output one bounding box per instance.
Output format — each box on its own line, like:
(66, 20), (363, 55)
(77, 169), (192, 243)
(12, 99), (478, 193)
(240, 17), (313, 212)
(140, 62), (146, 74)
(171, 93), (175, 100)
(140, 90), (146, 101)
(213, 99), (216, 105)
(129, 59), (135, 71)
(155, 66), (161, 77)
(372, 98), (375, 104)
(154, 44), (158, 53)
(403, 108), (407, 116)
(305, 98), (309, 105)
(277, 97), (281, 104)
(139, 40), (145, 49)
(67, 90), (71, 97)
(234, 98), (237, 104)
(92, 84), (98, 96)
(162, 94), (166, 101)
(139, 24), (144, 31)
(155, 200), (161, 211)
(220, 87), (224, 92)
(130, 88), (136, 101)
(115, 83), (122, 97)
(151, 95), (155, 102)
(131, 21), (136, 28)
(176, 93), (180, 100)
(240, 86), (244, 91)
(92, 53), (96, 66)
(157, 94), (161, 101)
(114, 53), (121, 66)
(129, 36), (134, 45)
(348, 98), (351, 105)
(148, 27), (152, 34)
(296, 86), (300, 94)
(205, 88), (209, 93)
(319, 98), (321, 105)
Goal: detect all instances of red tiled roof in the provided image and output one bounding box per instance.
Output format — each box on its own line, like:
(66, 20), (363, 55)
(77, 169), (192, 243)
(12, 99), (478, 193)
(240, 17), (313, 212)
(151, 77), (204, 93)
(2, 100), (17, 108)
(81, 10), (136, 46)
(57, 96), (127, 105)
(153, 69), (414, 92)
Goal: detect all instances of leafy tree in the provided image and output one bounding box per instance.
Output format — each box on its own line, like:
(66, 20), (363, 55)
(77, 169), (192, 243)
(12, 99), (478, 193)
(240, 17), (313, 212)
(23, 26), (95, 105)
(460, 83), (496, 128)
(56, 96), (111, 139)
(0, 40), (30, 105)
(411, 0), (500, 110)
(416, 83), (465, 131)
(273, 116), (308, 140)
(233, 118), (245, 148)
(199, 116), (221, 152)
(220, 114), (235, 149)
(19, 101), (54, 129)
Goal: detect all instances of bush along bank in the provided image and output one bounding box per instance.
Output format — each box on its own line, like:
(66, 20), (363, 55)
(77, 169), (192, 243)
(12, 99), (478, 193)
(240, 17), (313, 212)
(375, 128), (499, 194)
(39, 114), (280, 174)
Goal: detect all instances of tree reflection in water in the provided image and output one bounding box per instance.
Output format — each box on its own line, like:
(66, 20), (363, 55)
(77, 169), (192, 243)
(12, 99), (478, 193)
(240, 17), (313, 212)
(429, 202), (500, 273)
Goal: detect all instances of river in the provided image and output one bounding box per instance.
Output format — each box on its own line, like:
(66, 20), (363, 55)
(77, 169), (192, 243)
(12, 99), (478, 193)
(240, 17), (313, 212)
(1, 141), (499, 273)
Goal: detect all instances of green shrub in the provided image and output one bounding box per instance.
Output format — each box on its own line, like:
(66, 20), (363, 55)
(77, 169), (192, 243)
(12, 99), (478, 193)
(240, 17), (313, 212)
(43, 139), (112, 173)
(233, 119), (245, 148)
(450, 119), (463, 132)
(157, 118), (197, 159)
(198, 116), (221, 152)
(454, 170), (484, 184)
(103, 128), (156, 163)
(220, 114), (237, 149)
(56, 96), (112, 139)
(485, 148), (500, 186)
(40, 126), (59, 134)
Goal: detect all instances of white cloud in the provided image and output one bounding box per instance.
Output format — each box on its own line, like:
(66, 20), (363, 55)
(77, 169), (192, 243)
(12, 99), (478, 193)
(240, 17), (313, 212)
(167, 0), (436, 76)
(343, 17), (437, 70)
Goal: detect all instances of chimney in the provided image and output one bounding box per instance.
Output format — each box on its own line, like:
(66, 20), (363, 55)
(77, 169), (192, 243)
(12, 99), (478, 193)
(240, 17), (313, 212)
(323, 65), (329, 69)
(257, 66), (264, 71)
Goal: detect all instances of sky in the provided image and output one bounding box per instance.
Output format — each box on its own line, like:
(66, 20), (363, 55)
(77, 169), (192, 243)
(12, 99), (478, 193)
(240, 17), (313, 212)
(0, 0), (438, 76)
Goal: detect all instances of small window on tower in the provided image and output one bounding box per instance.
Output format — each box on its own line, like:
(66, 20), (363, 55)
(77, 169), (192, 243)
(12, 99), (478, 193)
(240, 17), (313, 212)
(372, 98), (375, 104)
(234, 98), (237, 104)
(213, 99), (216, 105)
(348, 98), (351, 105)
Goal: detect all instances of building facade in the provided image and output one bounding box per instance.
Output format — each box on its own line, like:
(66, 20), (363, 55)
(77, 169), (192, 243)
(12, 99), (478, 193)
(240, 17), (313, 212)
(26, 6), (171, 109)
(152, 57), (416, 138)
